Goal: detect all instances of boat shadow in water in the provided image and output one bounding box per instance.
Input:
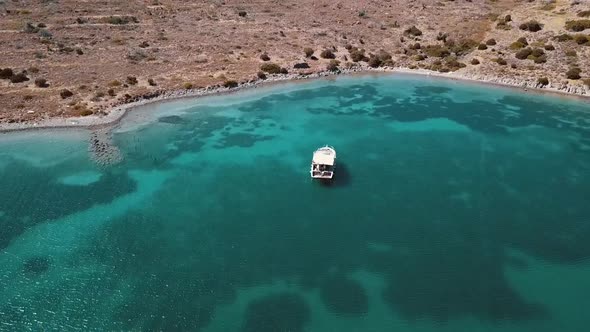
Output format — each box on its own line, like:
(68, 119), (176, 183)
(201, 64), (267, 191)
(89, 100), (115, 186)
(318, 161), (351, 188)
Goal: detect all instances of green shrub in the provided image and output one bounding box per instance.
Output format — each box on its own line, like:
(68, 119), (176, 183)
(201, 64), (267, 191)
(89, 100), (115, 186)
(223, 80), (238, 88)
(414, 54), (425, 61)
(447, 39), (478, 56)
(533, 55), (547, 63)
(544, 44), (555, 50)
(108, 88), (116, 96)
(555, 34), (573, 42)
(510, 40), (527, 50)
(565, 49), (577, 57)
(578, 11), (590, 18)
(566, 67), (581, 79)
(566, 20), (590, 32)
(494, 58), (507, 65)
(327, 59), (340, 71)
(519, 20), (543, 32)
(478, 43), (488, 50)
(574, 34), (589, 45)
(368, 56), (382, 68)
(404, 26), (422, 36)
(505, 14), (512, 22)
(424, 45), (450, 57)
(531, 48), (545, 57)
(486, 38), (497, 46)
(304, 47), (314, 57)
(183, 82), (193, 89)
(148, 78), (157, 86)
(279, 67), (288, 74)
(349, 48), (367, 62)
(537, 77), (549, 86)
(471, 58), (480, 65)
(515, 47), (533, 59)
(260, 63), (281, 74)
(108, 80), (122, 87)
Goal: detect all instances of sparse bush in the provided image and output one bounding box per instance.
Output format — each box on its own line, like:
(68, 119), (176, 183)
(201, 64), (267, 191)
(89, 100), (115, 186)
(555, 34), (573, 42)
(293, 62), (310, 69)
(23, 22), (39, 33)
(38, 29), (53, 39)
(494, 58), (507, 65)
(127, 49), (147, 62)
(505, 14), (512, 22)
(223, 80), (238, 88)
(565, 20), (590, 32)
(519, 20), (543, 32)
(304, 47), (314, 57)
(260, 53), (270, 61)
(60, 89), (74, 99)
(103, 16), (138, 25)
(257, 71), (267, 79)
(404, 26), (422, 36)
(148, 78), (157, 86)
(349, 48), (367, 62)
(368, 55), (382, 68)
(260, 63), (282, 74)
(566, 67), (581, 79)
(108, 88), (116, 96)
(565, 49), (577, 57)
(0, 68), (13, 79)
(583, 78), (590, 87)
(279, 67), (288, 74)
(76, 48), (84, 55)
(414, 54), (425, 61)
(79, 109), (93, 116)
(471, 58), (480, 65)
(28, 67), (39, 74)
(578, 11), (590, 18)
(327, 59), (340, 71)
(574, 34), (590, 45)
(108, 80), (122, 87)
(320, 49), (335, 59)
(409, 43), (421, 50)
(126, 76), (138, 85)
(533, 54), (547, 63)
(34, 78), (49, 88)
(424, 45), (450, 57)
(238, 11), (247, 17)
(544, 44), (555, 50)
(446, 39), (478, 55)
(486, 38), (497, 46)
(478, 43), (488, 50)
(10, 72), (29, 83)
(183, 82), (193, 89)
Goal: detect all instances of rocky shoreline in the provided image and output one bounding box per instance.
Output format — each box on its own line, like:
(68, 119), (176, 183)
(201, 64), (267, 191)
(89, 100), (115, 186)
(1, 66), (589, 134)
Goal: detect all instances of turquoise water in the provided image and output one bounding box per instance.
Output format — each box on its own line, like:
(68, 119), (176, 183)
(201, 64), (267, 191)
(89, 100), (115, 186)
(2, 74), (590, 331)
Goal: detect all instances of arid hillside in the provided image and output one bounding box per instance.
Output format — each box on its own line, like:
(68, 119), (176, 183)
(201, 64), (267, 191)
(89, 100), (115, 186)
(1, 0), (589, 123)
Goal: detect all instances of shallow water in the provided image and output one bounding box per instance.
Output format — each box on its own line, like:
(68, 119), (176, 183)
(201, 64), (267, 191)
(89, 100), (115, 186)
(1, 74), (590, 331)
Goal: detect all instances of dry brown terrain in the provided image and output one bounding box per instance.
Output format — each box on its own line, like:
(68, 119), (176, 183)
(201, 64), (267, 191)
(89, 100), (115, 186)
(1, 0), (589, 124)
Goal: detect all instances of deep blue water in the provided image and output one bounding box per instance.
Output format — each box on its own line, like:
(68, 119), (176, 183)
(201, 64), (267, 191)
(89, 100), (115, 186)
(1, 74), (590, 331)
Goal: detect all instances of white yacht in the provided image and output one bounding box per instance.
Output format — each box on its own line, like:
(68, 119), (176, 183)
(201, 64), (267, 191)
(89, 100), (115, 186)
(310, 146), (336, 179)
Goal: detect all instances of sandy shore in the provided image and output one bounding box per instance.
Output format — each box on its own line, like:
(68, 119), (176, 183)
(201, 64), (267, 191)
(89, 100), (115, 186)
(1, 66), (589, 134)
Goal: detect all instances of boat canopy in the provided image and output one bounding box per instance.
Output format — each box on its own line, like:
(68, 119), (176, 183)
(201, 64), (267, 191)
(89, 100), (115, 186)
(312, 150), (335, 166)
